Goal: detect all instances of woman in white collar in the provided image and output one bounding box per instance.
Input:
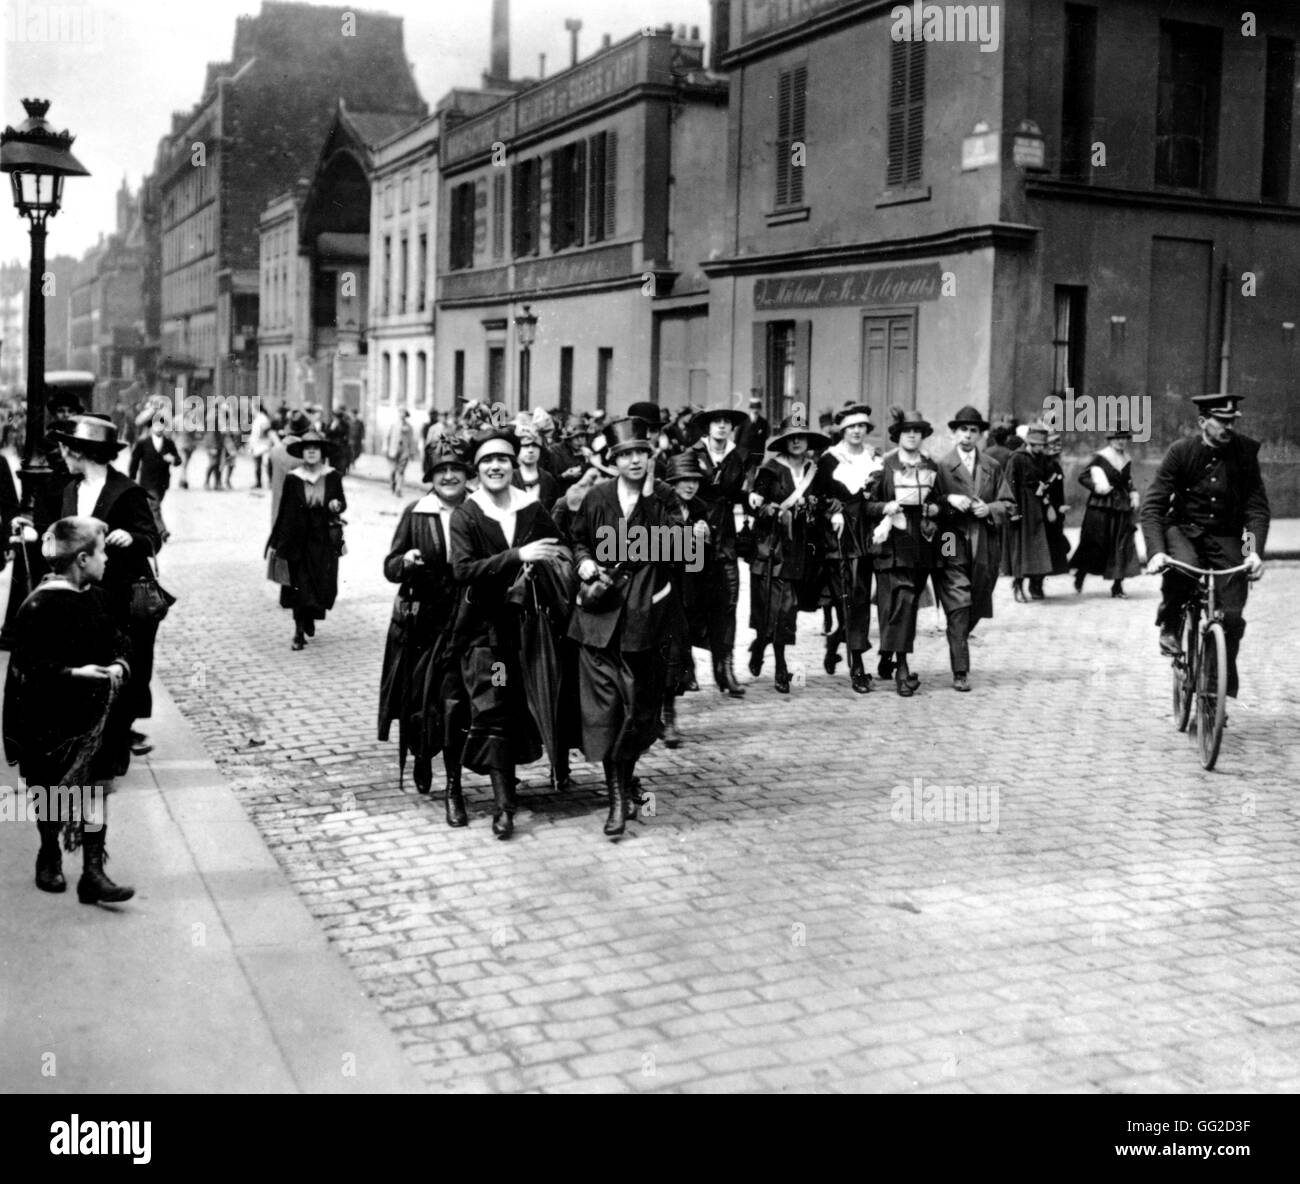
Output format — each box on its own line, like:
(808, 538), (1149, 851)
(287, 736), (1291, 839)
(1069, 426), (1142, 598)
(380, 436), (474, 822)
(266, 429), (346, 651)
(818, 403), (881, 692)
(746, 413), (833, 693)
(449, 428), (567, 839)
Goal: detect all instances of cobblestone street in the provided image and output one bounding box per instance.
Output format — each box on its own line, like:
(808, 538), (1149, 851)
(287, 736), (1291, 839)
(149, 461), (1300, 1093)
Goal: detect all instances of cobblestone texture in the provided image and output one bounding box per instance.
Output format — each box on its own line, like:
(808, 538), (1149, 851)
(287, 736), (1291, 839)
(150, 461), (1300, 1092)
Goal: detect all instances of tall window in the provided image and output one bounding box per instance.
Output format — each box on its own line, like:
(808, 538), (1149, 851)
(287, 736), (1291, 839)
(511, 158), (542, 257)
(487, 346), (505, 404)
(1262, 37), (1295, 203)
(1155, 20), (1222, 191)
(597, 347), (613, 411)
(559, 346), (574, 413)
(586, 130), (618, 242)
(757, 320), (810, 423)
(415, 351), (427, 407)
(381, 352), (391, 402)
(397, 351), (408, 404)
(454, 350), (465, 404)
(398, 236), (408, 313)
(550, 141), (587, 251)
(382, 236), (391, 315)
(417, 232), (428, 311)
(492, 173), (506, 259)
(1053, 286), (1087, 397)
(1060, 4), (1097, 179)
(775, 64), (807, 208)
(887, 34), (925, 188)
(449, 182), (476, 271)
(400, 176), (411, 211)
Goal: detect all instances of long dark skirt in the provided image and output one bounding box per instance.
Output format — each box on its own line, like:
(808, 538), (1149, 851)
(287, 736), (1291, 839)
(460, 643), (542, 774)
(749, 566), (820, 646)
(1070, 507), (1140, 580)
(280, 546), (339, 620)
(124, 616), (159, 721)
(578, 643), (665, 763)
(876, 567), (928, 654)
(825, 556), (873, 652)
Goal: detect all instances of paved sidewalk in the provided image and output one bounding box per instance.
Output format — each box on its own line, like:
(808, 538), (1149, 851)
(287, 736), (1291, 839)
(0, 644), (424, 1094)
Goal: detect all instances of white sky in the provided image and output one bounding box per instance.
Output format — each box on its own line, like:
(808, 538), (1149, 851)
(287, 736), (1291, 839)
(0, 0), (711, 262)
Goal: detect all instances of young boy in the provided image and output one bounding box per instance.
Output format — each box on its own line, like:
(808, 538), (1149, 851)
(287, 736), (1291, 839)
(2, 516), (136, 903)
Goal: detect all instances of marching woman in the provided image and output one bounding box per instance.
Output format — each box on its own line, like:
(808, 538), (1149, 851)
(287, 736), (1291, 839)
(266, 429), (346, 650)
(865, 408), (944, 697)
(568, 416), (678, 837)
(1070, 426), (1142, 597)
(999, 422), (1057, 601)
(747, 414), (832, 693)
(450, 428), (567, 839)
(818, 403), (881, 693)
(379, 437), (473, 824)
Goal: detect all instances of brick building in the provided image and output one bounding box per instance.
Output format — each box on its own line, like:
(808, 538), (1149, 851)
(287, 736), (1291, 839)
(705, 0), (1300, 457)
(435, 25), (728, 419)
(147, 1), (425, 408)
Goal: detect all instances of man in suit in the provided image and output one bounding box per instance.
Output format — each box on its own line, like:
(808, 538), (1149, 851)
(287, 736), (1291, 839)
(569, 416), (679, 837)
(736, 395), (769, 470)
(1141, 392), (1269, 698)
(128, 416), (182, 547)
(933, 405), (1013, 691)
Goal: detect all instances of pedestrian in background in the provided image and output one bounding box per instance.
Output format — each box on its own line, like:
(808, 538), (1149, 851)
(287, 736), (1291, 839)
(267, 410), (311, 525)
(249, 402), (275, 490)
(1071, 427), (1142, 598)
(385, 410), (416, 497)
(348, 409), (366, 471)
(266, 430), (346, 651)
(999, 422), (1058, 602)
(3, 516), (135, 903)
(128, 415), (182, 547)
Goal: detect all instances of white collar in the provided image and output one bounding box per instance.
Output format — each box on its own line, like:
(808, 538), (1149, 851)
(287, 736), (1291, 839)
(414, 492), (462, 513)
(292, 464), (333, 484)
(829, 441), (874, 464)
(469, 484), (530, 522)
(705, 438), (735, 461)
(1099, 445), (1128, 470)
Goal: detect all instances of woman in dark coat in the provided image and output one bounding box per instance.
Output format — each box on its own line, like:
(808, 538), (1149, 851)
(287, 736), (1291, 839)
(379, 437), (473, 824)
(450, 429), (568, 839)
(818, 404), (881, 693)
(54, 416), (161, 752)
(267, 430), (346, 650)
(1070, 427), (1142, 597)
(4, 516), (135, 903)
(512, 423), (559, 508)
(746, 415), (832, 693)
(999, 422), (1059, 601)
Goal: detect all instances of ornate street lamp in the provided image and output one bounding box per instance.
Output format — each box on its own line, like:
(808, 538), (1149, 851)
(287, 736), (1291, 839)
(514, 303), (538, 411)
(1, 98), (90, 495)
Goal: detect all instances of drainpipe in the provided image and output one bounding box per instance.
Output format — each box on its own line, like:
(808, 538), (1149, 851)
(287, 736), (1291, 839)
(1218, 264), (1232, 393)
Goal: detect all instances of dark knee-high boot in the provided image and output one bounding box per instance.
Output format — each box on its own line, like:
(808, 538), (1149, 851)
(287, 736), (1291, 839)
(443, 752), (467, 828)
(490, 769), (516, 839)
(824, 624), (844, 675)
(78, 826), (134, 905)
(412, 750), (433, 795)
(36, 822), (66, 893)
(603, 759), (627, 837)
(849, 650), (872, 694)
(660, 693), (682, 747)
(713, 648), (745, 697)
(773, 644), (791, 693)
(748, 637), (766, 677)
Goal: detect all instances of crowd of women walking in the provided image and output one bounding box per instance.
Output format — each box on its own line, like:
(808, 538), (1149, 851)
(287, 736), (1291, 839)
(372, 398), (1146, 840)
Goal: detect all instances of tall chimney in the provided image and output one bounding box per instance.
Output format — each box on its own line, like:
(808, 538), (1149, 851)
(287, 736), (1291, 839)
(490, 0), (510, 82)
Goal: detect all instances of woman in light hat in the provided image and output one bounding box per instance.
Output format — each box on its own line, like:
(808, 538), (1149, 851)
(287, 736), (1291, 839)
(450, 429), (569, 838)
(1070, 427), (1141, 597)
(379, 436), (474, 822)
(511, 421), (559, 507)
(746, 414), (832, 692)
(998, 421), (1058, 601)
(866, 407), (943, 696)
(266, 429), (346, 650)
(818, 403), (881, 692)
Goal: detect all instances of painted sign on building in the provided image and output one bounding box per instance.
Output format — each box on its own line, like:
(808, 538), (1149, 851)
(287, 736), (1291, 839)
(754, 264), (943, 309)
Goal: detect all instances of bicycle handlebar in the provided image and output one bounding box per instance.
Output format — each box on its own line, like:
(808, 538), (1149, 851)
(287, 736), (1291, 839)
(1161, 558), (1253, 577)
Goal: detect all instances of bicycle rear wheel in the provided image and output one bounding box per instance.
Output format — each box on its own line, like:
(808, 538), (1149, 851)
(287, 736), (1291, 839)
(1173, 609), (1197, 732)
(1196, 622), (1228, 769)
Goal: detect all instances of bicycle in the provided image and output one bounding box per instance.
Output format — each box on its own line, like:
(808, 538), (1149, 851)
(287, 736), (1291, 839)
(1163, 558), (1252, 770)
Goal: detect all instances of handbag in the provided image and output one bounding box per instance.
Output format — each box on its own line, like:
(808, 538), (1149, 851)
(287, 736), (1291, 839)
(129, 552), (177, 623)
(328, 514), (347, 557)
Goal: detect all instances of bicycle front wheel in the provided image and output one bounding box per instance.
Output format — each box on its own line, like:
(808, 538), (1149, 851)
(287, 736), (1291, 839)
(1173, 609), (1197, 732)
(1196, 622), (1228, 770)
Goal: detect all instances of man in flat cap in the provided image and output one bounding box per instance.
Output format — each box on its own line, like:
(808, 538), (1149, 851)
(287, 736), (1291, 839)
(1141, 393), (1269, 699)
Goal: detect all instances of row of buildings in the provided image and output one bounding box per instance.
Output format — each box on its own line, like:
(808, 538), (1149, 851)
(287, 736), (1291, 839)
(47, 0), (1300, 457)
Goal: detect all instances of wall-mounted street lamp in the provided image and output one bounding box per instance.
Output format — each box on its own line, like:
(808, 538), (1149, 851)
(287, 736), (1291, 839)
(515, 303), (538, 411)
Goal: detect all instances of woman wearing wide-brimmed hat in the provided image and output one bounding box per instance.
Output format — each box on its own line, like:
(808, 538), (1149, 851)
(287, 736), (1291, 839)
(865, 407), (944, 696)
(1070, 426), (1141, 597)
(379, 436), (474, 822)
(687, 404), (751, 696)
(450, 428), (573, 838)
(746, 413), (832, 693)
(818, 403), (881, 692)
(266, 429), (346, 650)
(54, 415), (163, 751)
(997, 422), (1061, 600)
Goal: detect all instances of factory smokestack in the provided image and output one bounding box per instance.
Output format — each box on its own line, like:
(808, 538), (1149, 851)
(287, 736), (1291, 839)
(490, 0), (510, 83)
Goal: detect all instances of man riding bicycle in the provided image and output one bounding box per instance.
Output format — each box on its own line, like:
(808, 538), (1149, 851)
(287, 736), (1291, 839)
(1139, 392), (1270, 698)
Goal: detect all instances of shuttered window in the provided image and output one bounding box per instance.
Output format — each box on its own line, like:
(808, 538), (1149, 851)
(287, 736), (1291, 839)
(550, 141), (587, 251)
(775, 64), (807, 208)
(448, 182), (476, 271)
(492, 172), (506, 259)
(887, 38), (925, 189)
(587, 129), (618, 242)
(511, 158), (542, 257)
